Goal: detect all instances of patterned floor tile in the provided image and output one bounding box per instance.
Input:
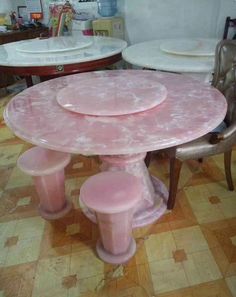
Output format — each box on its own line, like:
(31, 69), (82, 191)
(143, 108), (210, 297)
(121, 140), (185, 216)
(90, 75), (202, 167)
(226, 276), (236, 297)
(0, 186), (39, 222)
(5, 166), (33, 189)
(1, 217), (45, 267)
(149, 258), (188, 294)
(145, 231), (177, 262)
(0, 144), (24, 167)
(0, 262), (37, 297)
(172, 226), (209, 253)
(185, 184), (225, 224)
(32, 251), (104, 297)
(0, 127), (16, 143)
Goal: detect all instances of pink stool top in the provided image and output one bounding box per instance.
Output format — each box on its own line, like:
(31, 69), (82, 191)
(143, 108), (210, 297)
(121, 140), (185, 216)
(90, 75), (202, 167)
(17, 147), (71, 176)
(4, 70), (227, 155)
(80, 171), (142, 213)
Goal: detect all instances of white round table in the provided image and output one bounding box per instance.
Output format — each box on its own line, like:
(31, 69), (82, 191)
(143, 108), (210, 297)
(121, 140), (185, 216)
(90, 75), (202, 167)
(122, 38), (218, 82)
(0, 35), (127, 87)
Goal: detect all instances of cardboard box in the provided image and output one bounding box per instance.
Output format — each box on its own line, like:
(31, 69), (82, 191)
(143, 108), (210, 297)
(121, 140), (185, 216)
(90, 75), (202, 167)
(92, 17), (124, 39)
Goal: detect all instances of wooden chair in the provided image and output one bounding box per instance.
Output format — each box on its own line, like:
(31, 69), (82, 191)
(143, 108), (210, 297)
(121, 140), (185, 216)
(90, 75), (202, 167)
(146, 40), (236, 210)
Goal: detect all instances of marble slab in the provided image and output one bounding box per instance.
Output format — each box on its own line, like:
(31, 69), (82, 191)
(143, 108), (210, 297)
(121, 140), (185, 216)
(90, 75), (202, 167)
(122, 39), (217, 74)
(57, 71), (167, 116)
(160, 39), (218, 56)
(4, 70), (227, 155)
(0, 35), (127, 67)
(16, 36), (93, 54)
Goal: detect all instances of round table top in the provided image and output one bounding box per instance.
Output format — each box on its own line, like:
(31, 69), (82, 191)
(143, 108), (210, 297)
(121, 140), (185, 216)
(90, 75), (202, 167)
(0, 35), (127, 67)
(56, 71), (167, 116)
(160, 38), (217, 56)
(4, 70), (227, 155)
(122, 39), (217, 73)
(16, 36), (93, 54)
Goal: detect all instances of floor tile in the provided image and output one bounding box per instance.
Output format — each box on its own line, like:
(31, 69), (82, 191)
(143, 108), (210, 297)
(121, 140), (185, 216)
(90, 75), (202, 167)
(0, 144), (23, 167)
(6, 166), (33, 189)
(172, 226), (208, 253)
(183, 250), (222, 285)
(185, 185), (225, 224)
(145, 231), (176, 262)
(149, 258), (188, 294)
(226, 276), (236, 297)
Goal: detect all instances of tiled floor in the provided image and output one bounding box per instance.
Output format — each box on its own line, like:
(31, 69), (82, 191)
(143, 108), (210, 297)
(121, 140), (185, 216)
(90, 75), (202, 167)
(0, 82), (236, 297)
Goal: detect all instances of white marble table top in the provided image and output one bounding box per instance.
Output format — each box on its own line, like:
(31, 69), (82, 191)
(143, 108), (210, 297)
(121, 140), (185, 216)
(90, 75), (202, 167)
(4, 70), (227, 155)
(0, 35), (127, 67)
(16, 36), (93, 54)
(160, 38), (218, 56)
(122, 39), (218, 73)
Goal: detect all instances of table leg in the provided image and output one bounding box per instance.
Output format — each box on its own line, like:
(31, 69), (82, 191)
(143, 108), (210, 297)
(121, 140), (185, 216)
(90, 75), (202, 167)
(80, 153), (168, 228)
(24, 76), (33, 88)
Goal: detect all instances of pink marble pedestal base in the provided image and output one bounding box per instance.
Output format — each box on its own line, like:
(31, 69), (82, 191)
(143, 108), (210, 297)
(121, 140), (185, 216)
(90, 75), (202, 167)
(96, 238), (136, 264)
(17, 147), (72, 221)
(38, 199), (72, 220)
(80, 153), (168, 227)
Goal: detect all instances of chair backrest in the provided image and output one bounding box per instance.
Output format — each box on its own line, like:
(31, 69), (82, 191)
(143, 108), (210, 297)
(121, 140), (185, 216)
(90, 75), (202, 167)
(212, 40), (236, 126)
(223, 17), (236, 39)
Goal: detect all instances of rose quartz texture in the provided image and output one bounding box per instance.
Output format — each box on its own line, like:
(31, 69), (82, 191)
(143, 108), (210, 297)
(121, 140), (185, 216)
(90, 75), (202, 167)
(99, 153), (168, 227)
(80, 171), (142, 264)
(57, 73), (167, 116)
(4, 70), (227, 155)
(4, 70), (227, 226)
(17, 147), (72, 219)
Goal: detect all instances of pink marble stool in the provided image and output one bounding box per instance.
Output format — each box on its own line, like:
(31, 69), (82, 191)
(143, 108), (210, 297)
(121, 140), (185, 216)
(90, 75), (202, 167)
(80, 171), (142, 264)
(17, 147), (72, 220)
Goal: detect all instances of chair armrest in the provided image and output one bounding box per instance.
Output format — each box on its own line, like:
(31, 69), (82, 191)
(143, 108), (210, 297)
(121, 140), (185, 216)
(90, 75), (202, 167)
(209, 122), (236, 144)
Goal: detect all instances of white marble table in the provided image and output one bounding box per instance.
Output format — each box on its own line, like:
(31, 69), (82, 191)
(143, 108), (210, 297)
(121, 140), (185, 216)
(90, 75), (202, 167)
(4, 70), (227, 227)
(122, 38), (218, 82)
(0, 35), (127, 86)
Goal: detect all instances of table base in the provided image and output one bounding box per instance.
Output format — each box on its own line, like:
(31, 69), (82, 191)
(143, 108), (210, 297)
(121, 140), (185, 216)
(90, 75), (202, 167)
(133, 176), (168, 227)
(80, 153), (168, 227)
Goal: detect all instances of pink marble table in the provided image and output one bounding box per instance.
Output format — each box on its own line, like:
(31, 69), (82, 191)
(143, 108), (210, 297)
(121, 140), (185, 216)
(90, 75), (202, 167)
(4, 70), (227, 227)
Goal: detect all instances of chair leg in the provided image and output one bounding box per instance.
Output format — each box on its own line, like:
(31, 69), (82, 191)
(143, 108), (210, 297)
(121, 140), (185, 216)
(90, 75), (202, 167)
(224, 150), (234, 191)
(144, 152), (152, 168)
(167, 157), (183, 210)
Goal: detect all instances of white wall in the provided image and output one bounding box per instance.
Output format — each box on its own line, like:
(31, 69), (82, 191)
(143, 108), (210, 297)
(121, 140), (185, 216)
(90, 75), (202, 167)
(119, 0), (236, 44)
(6, 0), (236, 42)
(11, 0), (26, 13)
(0, 0), (13, 13)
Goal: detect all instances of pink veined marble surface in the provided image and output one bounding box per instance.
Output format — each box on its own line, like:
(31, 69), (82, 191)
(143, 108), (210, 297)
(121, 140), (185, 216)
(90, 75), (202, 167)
(4, 70), (227, 155)
(17, 147), (72, 220)
(80, 171), (142, 213)
(17, 146), (71, 176)
(56, 72), (167, 116)
(80, 171), (141, 263)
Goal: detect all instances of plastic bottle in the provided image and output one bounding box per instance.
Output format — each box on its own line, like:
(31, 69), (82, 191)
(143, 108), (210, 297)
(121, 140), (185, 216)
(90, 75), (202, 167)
(97, 0), (117, 17)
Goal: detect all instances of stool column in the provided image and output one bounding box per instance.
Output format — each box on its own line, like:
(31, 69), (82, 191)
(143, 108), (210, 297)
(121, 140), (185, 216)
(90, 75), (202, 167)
(34, 170), (70, 219)
(80, 171), (142, 264)
(96, 210), (136, 264)
(17, 147), (72, 220)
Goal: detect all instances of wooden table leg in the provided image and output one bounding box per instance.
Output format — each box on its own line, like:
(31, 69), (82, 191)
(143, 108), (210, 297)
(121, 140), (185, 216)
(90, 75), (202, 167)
(25, 76), (33, 88)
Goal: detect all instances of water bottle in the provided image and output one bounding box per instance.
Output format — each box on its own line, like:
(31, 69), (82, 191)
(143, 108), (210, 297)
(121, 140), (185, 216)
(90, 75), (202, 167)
(97, 0), (117, 17)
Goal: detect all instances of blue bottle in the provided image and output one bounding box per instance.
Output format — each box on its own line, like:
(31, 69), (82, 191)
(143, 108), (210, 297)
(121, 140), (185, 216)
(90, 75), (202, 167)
(97, 0), (117, 17)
